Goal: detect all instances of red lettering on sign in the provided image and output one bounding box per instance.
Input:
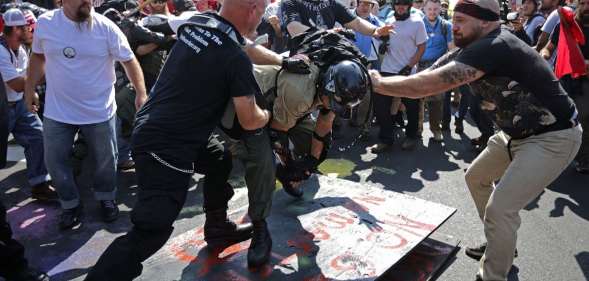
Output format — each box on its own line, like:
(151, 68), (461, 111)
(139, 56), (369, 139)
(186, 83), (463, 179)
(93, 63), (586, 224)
(329, 253), (376, 277)
(351, 195), (386, 206)
(323, 212), (355, 229)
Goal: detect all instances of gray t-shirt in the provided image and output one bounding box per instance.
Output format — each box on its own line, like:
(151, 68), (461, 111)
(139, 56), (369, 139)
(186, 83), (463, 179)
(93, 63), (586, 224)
(381, 13), (428, 74)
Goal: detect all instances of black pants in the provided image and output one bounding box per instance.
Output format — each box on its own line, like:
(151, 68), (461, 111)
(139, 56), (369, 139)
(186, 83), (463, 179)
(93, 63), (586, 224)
(373, 72), (399, 144)
(401, 97), (421, 139)
(0, 201), (28, 279)
(85, 135), (234, 281)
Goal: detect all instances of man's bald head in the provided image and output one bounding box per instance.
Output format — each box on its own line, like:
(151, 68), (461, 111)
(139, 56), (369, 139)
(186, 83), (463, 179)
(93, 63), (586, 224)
(220, 0), (268, 36)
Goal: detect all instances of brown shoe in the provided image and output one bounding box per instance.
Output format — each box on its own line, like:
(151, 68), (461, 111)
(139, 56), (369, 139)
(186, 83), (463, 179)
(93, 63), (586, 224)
(31, 182), (58, 201)
(370, 143), (392, 154)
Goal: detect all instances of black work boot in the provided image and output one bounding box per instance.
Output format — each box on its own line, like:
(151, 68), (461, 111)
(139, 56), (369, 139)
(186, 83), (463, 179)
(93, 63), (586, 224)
(247, 219), (272, 268)
(204, 209), (253, 249)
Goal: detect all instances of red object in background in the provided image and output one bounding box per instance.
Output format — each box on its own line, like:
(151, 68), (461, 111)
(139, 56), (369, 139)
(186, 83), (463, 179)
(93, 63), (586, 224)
(0, 17), (4, 31)
(196, 0), (217, 12)
(555, 7), (587, 79)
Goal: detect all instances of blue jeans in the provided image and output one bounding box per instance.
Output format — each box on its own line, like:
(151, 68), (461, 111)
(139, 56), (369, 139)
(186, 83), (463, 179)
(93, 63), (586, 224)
(8, 99), (50, 186)
(116, 117), (132, 163)
(43, 116), (118, 209)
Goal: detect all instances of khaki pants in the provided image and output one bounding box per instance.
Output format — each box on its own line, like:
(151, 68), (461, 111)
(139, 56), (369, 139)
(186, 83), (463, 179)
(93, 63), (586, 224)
(465, 126), (582, 281)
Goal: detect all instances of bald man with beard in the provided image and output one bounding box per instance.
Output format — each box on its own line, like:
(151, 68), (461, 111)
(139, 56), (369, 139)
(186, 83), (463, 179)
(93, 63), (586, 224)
(85, 1), (275, 279)
(370, 0), (581, 279)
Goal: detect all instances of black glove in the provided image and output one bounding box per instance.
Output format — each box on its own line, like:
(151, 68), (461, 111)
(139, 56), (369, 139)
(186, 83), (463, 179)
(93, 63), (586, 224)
(399, 65), (412, 76)
(282, 57), (311, 74)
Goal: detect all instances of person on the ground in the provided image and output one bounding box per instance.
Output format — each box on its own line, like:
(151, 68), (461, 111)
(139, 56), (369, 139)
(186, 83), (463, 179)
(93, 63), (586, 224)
(84, 1), (275, 279)
(24, 0), (147, 230)
(0, 8), (55, 202)
(371, 0), (427, 153)
(369, 0), (581, 279)
(541, 3), (589, 174)
(419, 0), (453, 142)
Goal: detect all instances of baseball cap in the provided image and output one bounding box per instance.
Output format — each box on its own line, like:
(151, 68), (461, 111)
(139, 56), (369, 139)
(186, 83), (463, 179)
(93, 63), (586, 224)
(23, 9), (37, 27)
(3, 8), (27, 27)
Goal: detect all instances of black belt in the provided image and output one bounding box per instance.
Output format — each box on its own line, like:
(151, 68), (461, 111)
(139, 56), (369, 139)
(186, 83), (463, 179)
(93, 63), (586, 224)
(506, 118), (579, 161)
(7, 101), (17, 107)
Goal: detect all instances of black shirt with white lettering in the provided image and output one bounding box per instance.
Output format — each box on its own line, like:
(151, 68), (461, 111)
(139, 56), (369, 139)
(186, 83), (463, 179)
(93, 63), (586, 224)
(450, 28), (577, 139)
(132, 13), (260, 164)
(281, 0), (356, 35)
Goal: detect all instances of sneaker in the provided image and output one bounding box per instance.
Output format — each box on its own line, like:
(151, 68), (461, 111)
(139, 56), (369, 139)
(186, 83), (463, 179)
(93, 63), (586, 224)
(370, 143), (392, 154)
(576, 160), (589, 174)
(401, 138), (418, 151)
(59, 205), (83, 230)
(100, 200), (119, 223)
(117, 159), (135, 171)
(31, 182), (58, 201)
(465, 242), (518, 261)
(432, 131), (443, 142)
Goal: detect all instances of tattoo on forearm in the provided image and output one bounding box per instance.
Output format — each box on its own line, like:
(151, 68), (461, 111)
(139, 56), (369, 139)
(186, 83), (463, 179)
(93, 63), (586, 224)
(439, 63), (478, 84)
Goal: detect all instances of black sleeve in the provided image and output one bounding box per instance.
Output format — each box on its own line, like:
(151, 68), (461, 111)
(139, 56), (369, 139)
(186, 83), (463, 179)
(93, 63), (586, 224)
(226, 52), (262, 98)
(281, 0), (302, 26)
(550, 23), (560, 46)
(514, 29), (532, 45)
(455, 37), (507, 74)
(333, 1), (356, 25)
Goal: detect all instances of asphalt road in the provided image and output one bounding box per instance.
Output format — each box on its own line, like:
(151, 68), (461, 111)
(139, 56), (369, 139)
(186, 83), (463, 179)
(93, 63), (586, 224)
(1, 117), (587, 281)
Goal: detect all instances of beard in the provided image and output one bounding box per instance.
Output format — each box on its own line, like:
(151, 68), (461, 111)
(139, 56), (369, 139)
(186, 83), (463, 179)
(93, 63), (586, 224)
(394, 10), (410, 21)
(76, 3), (91, 22)
(453, 26), (482, 48)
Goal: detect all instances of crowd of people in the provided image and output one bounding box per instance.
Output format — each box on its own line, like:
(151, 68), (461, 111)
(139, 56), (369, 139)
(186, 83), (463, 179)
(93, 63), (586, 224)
(0, 0), (586, 280)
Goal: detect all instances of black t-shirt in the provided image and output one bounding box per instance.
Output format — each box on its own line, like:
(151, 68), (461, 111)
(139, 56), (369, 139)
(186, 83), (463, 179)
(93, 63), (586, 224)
(132, 13), (260, 164)
(550, 23), (589, 59)
(453, 28), (577, 139)
(281, 0), (356, 35)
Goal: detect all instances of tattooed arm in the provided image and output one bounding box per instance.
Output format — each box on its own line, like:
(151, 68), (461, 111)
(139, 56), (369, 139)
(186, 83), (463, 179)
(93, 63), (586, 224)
(371, 60), (484, 99)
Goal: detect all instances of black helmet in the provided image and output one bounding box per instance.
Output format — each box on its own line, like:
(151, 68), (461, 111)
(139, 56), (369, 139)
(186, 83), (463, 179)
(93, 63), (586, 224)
(321, 60), (369, 109)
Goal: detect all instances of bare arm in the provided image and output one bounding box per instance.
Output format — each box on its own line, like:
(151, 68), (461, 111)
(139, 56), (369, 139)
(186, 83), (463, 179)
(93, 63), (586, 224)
(120, 58), (147, 110)
(135, 43), (159, 56)
(371, 61), (484, 99)
(24, 53), (45, 113)
(6, 77), (25, 93)
(310, 111), (335, 159)
(534, 31), (550, 52)
(233, 95), (270, 130)
(540, 41), (555, 60)
(244, 40), (283, 65)
(344, 17), (394, 37)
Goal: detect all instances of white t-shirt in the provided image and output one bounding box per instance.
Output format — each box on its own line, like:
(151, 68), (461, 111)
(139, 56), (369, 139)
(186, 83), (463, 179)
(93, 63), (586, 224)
(381, 14), (428, 74)
(0, 45), (28, 102)
(32, 9), (134, 125)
